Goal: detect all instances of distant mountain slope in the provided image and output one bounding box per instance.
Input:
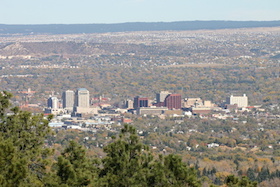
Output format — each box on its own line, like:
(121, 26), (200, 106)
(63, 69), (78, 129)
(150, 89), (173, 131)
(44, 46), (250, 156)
(0, 21), (280, 35)
(0, 41), (154, 57)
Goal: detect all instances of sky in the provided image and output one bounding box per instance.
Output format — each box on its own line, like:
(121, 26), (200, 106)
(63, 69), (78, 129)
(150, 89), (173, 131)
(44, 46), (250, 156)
(1, 0), (280, 24)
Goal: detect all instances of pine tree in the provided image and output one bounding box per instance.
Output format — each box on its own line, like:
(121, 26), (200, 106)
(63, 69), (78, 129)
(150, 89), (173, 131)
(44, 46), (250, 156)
(55, 141), (99, 186)
(246, 168), (256, 182)
(0, 91), (53, 186)
(225, 175), (257, 187)
(98, 124), (153, 186)
(257, 167), (270, 182)
(98, 124), (201, 187)
(160, 154), (200, 186)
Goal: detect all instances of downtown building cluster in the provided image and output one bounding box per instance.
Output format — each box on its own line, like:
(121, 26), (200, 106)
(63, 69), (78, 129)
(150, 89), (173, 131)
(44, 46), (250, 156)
(131, 91), (182, 115)
(46, 88), (249, 118)
(46, 88), (97, 116)
(45, 89), (252, 130)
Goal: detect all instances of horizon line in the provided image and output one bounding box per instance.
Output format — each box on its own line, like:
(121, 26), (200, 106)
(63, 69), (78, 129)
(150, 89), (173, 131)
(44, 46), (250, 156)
(1, 20), (280, 26)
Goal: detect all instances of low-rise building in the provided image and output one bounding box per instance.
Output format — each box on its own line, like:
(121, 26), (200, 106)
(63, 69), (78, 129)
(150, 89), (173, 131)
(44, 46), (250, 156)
(137, 106), (168, 115)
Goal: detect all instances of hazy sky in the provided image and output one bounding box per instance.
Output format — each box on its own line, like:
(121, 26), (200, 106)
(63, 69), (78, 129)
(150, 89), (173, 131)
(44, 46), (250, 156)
(1, 0), (280, 24)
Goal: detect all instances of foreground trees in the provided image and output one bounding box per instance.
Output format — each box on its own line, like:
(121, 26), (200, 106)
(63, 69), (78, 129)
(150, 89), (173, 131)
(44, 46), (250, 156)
(99, 124), (201, 187)
(51, 141), (99, 186)
(99, 125), (153, 186)
(0, 91), (53, 186)
(0, 92), (257, 186)
(0, 92), (201, 186)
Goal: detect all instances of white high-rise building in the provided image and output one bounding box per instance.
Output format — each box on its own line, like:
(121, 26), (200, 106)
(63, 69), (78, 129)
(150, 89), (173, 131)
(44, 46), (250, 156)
(156, 91), (170, 103)
(226, 94), (248, 108)
(47, 96), (58, 109)
(75, 88), (89, 108)
(62, 90), (74, 110)
(125, 99), (134, 109)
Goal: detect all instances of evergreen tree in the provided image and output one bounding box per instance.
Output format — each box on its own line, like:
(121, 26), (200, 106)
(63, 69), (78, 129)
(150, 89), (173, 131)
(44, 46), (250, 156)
(164, 154), (198, 186)
(99, 124), (201, 187)
(98, 124), (153, 186)
(202, 168), (207, 176)
(210, 167), (217, 175)
(53, 141), (99, 186)
(225, 175), (257, 187)
(246, 168), (256, 182)
(0, 91), (53, 186)
(214, 177), (222, 186)
(257, 167), (270, 182)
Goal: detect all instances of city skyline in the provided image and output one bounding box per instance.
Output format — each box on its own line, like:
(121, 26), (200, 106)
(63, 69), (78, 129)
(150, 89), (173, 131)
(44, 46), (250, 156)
(1, 0), (279, 24)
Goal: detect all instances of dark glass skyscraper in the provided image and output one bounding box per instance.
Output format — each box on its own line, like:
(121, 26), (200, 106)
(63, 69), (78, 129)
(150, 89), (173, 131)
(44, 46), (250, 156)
(133, 96), (149, 109)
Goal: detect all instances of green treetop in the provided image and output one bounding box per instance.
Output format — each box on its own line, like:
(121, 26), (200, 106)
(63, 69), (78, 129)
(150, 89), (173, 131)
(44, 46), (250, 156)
(0, 91), (53, 186)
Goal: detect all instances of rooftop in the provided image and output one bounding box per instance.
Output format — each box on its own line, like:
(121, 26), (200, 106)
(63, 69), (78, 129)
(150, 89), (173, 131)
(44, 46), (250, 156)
(77, 88), (88, 91)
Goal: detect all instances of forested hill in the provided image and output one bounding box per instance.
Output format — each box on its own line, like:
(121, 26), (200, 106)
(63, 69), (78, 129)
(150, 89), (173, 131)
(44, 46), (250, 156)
(1, 21), (280, 34)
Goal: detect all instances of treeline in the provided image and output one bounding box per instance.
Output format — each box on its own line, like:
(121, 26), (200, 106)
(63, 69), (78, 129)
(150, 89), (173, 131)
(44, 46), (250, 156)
(0, 92), (257, 186)
(197, 166), (280, 185)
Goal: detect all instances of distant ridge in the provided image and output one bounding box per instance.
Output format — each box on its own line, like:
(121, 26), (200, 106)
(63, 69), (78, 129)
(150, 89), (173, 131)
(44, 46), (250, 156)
(0, 21), (280, 35)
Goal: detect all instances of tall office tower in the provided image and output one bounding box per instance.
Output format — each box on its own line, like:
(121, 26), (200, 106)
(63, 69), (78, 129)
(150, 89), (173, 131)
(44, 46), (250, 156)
(62, 90), (74, 109)
(125, 99), (134, 109)
(226, 94), (248, 108)
(133, 96), (149, 109)
(47, 96), (58, 109)
(75, 88), (90, 108)
(164, 94), (182, 109)
(156, 91), (170, 103)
